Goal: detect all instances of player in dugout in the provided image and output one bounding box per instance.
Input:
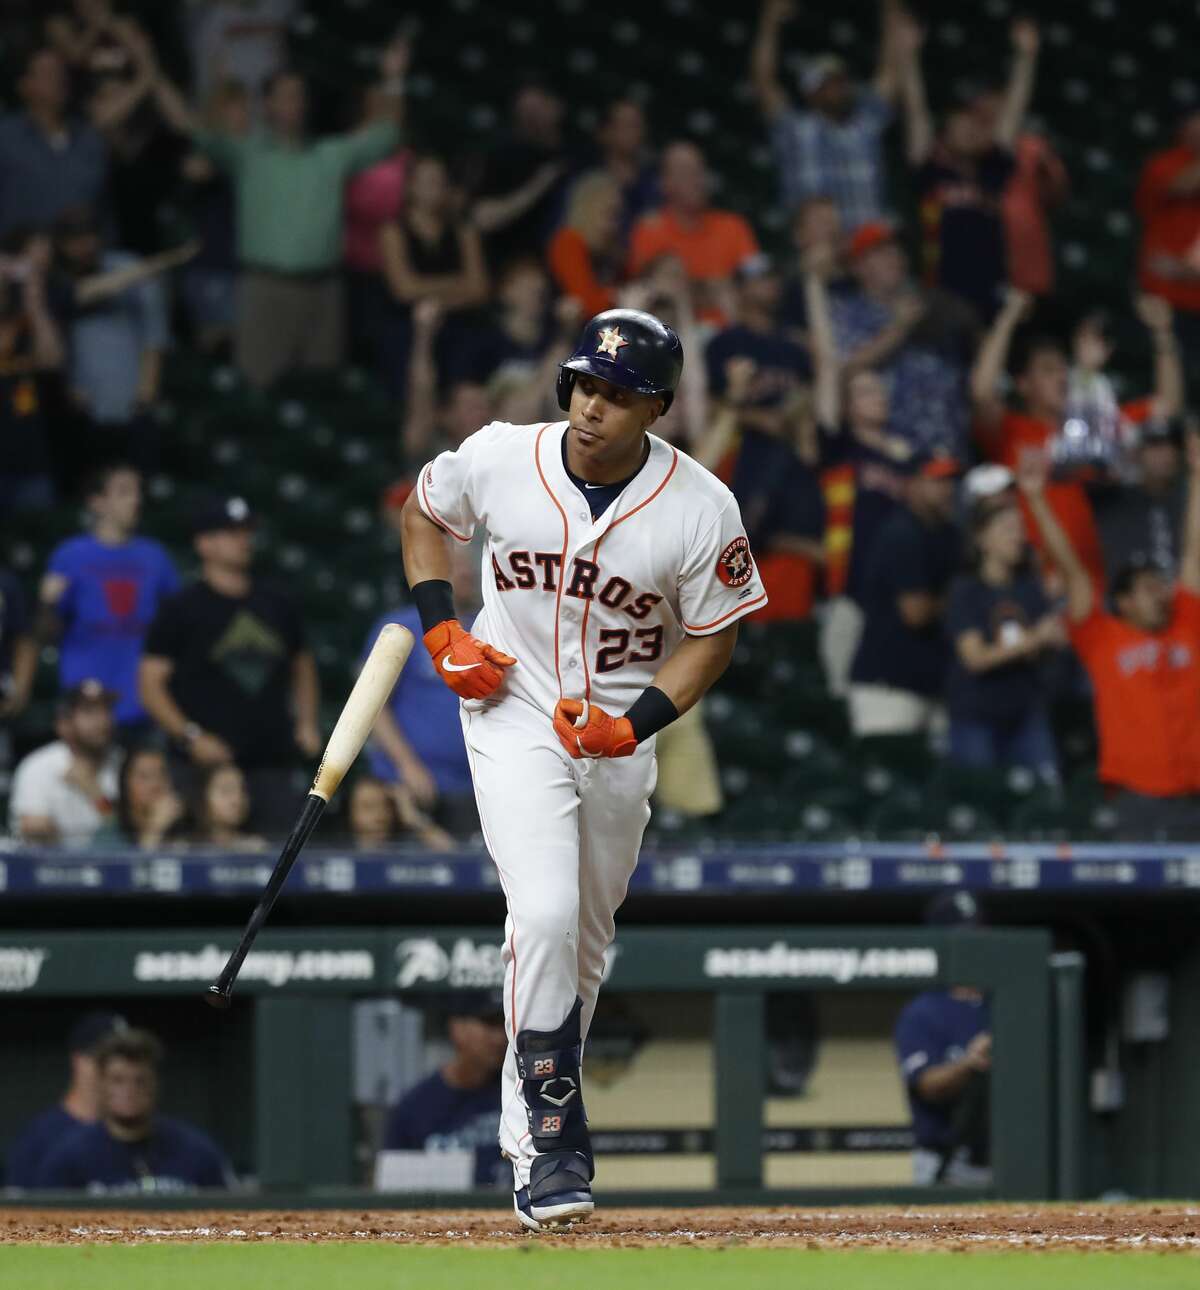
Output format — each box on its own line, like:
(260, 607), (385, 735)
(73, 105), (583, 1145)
(894, 891), (992, 1186)
(3, 1011), (125, 1188)
(382, 990), (508, 1187)
(1019, 438), (1200, 839)
(34, 1027), (232, 1192)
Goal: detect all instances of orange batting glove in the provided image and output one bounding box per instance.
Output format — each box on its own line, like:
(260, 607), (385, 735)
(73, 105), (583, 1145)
(424, 619), (516, 700)
(553, 699), (637, 760)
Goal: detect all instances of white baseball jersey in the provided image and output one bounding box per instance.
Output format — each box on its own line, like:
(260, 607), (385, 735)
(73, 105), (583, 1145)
(416, 419), (769, 716)
(416, 417), (767, 1190)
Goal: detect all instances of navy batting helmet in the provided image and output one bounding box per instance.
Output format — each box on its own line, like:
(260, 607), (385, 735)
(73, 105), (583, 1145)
(556, 308), (684, 414)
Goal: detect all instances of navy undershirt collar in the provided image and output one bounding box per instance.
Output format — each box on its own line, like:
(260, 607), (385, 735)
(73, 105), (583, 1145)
(561, 431), (650, 521)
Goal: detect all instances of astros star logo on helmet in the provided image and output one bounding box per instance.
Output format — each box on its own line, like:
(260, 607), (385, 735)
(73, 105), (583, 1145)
(595, 326), (629, 358)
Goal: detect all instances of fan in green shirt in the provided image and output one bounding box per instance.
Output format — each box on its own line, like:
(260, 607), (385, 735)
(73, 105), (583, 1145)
(152, 36), (409, 275)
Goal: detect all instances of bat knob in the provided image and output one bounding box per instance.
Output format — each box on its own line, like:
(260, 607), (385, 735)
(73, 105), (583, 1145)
(205, 984), (232, 1011)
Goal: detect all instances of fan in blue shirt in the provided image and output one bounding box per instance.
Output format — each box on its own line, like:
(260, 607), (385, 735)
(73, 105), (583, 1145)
(35, 1027), (231, 1193)
(40, 465), (179, 727)
(4, 1011), (127, 1188)
(383, 992), (508, 1187)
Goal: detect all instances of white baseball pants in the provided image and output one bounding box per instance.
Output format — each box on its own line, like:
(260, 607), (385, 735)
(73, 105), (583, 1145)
(460, 695), (656, 1185)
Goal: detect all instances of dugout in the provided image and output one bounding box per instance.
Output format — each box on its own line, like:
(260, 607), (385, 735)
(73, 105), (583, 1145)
(1, 924), (1073, 1204)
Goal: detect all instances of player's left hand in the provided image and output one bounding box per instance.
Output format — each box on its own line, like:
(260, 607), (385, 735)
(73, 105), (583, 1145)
(553, 699), (637, 760)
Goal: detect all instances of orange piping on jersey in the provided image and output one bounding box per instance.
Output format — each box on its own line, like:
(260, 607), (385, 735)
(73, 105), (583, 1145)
(579, 446), (679, 701)
(580, 536), (601, 700)
(419, 468), (472, 543)
(533, 424), (568, 699)
(683, 590), (768, 633)
(605, 446), (679, 534)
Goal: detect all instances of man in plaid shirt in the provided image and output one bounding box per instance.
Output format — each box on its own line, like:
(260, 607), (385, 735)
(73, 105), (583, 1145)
(751, 0), (913, 230)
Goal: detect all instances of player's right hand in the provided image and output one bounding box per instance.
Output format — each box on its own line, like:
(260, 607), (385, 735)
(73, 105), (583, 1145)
(423, 619), (516, 700)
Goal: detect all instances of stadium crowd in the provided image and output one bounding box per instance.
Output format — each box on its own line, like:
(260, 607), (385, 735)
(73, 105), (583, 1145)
(3, 0), (1200, 846)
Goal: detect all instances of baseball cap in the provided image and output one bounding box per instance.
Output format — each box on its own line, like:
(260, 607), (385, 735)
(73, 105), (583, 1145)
(68, 1010), (129, 1054)
(444, 989), (506, 1023)
(800, 53), (847, 96)
(849, 220), (897, 261)
(964, 463), (1015, 504)
(58, 677), (118, 713)
(924, 890), (983, 928)
(191, 494), (255, 537)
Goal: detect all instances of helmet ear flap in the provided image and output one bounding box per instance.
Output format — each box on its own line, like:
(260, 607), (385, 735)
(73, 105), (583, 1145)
(556, 368), (575, 412)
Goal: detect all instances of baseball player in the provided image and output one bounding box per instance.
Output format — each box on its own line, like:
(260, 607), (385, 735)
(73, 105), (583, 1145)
(400, 308), (767, 1229)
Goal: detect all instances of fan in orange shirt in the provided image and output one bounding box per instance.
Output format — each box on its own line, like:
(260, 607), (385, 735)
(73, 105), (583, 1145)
(1019, 444), (1200, 841)
(628, 141), (760, 325)
(547, 173), (623, 318)
(970, 288), (1184, 590)
(1136, 112), (1200, 315)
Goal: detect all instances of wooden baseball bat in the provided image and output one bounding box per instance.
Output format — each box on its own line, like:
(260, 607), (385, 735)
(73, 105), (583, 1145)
(205, 623), (414, 1009)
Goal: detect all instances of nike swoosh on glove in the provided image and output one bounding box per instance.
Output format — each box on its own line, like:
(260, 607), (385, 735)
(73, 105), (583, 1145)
(424, 619), (516, 699)
(553, 699), (637, 759)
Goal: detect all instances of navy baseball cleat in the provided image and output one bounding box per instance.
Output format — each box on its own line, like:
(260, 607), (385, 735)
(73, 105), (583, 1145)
(513, 1150), (594, 1231)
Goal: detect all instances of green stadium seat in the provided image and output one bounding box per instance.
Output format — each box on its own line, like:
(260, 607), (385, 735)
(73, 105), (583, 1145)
(718, 791), (798, 841)
(865, 791), (932, 842)
(939, 802), (1004, 843)
(853, 733), (938, 781)
(1010, 793), (1074, 843)
(930, 765), (1030, 829)
(704, 694), (788, 771)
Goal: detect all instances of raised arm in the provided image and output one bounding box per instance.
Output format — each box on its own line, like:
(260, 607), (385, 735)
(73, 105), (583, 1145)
(844, 290), (924, 373)
(1017, 452), (1094, 621)
(399, 300), (442, 463)
(46, 12), (104, 66)
(873, 0), (906, 104)
(994, 18), (1039, 149)
(751, 0), (793, 120)
(1134, 293), (1184, 420)
(359, 35), (410, 131)
(472, 162), (564, 235)
(804, 267), (840, 427)
(670, 290), (709, 449)
(74, 241), (200, 308)
(896, 13), (933, 165)
(21, 267), (64, 370)
(1178, 432), (1200, 594)
(89, 66), (153, 133)
(690, 356), (755, 471)
(970, 287), (1031, 434)
(150, 65), (199, 136)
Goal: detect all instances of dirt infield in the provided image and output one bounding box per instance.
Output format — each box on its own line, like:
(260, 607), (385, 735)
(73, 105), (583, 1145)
(4, 1205), (1200, 1251)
